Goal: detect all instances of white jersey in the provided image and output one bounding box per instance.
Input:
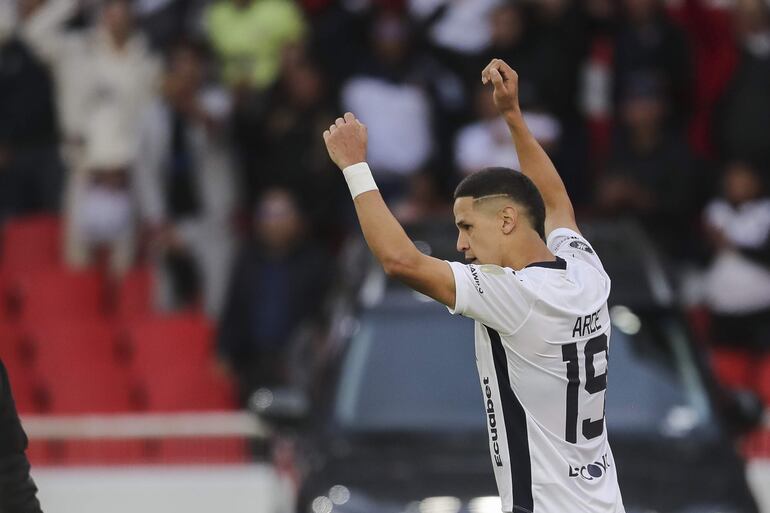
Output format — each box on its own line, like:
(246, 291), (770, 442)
(446, 228), (625, 513)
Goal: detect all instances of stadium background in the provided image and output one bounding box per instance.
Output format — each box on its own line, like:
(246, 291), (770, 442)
(1, 0), (770, 511)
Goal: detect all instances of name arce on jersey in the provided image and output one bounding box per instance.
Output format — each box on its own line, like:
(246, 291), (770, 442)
(572, 308), (602, 338)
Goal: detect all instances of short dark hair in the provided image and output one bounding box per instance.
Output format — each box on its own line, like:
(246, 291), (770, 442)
(454, 167), (546, 239)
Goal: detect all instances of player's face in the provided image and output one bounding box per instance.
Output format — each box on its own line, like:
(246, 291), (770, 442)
(453, 197), (504, 265)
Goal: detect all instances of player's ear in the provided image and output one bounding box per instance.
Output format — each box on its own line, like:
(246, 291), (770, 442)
(500, 205), (517, 235)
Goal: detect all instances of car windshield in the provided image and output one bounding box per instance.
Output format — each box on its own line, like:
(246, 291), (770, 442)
(334, 299), (482, 433)
(604, 306), (713, 436)
(333, 297), (714, 436)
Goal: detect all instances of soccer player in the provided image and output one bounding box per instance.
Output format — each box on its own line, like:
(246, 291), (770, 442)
(322, 59), (624, 513)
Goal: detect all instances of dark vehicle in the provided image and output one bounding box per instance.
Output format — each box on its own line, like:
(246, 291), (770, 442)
(258, 221), (759, 513)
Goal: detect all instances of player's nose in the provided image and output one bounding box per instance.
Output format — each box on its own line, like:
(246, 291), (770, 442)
(456, 232), (469, 253)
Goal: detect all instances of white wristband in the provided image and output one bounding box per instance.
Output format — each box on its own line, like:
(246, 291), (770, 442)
(342, 162), (378, 199)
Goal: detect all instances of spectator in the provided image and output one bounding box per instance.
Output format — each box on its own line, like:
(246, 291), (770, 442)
(340, 10), (433, 199)
(16, 0), (78, 58)
(614, 0), (692, 125)
(218, 188), (332, 399)
(136, 0), (210, 51)
(234, 51), (342, 222)
(669, 0), (737, 159)
(529, 0), (588, 122)
(703, 161), (770, 353)
(0, 29), (64, 221)
(393, 171), (452, 225)
(21, 0), (160, 170)
(580, 0), (617, 163)
(134, 40), (237, 317)
(470, 1), (587, 202)
(598, 74), (693, 257)
(476, 1), (541, 106)
(408, 0), (502, 56)
(455, 85), (560, 176)
(66, 111), (137, 275)
(714, 0), (770, 169)
(204, 0), (306, 91)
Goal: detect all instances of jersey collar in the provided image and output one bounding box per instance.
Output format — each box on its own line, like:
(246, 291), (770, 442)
(525, 256), (567, 270)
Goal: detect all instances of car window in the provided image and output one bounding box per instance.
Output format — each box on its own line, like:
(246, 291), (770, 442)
(334, 302), (483, 433)
(333, 299), (713, 437)
(605, 307), (714, 436)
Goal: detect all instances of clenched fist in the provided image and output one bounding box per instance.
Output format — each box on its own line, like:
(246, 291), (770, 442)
(481, 59), (520, 118)
(323, 112), (368, 170)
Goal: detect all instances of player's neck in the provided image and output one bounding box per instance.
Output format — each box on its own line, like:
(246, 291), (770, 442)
(501, 232), (555, 271)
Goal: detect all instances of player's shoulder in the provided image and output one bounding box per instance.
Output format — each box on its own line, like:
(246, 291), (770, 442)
(453, 262), (523, 290)
(547, 228), (607, 271)
(476, 263), (511, 277)
(528, 261), (611, 318)
(546, 227), (593, 254)
(448, 261), (540, 298)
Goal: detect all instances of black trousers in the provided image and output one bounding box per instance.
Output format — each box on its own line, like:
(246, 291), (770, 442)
(0, 359), (42, 513)
(0, 146), (64, 222)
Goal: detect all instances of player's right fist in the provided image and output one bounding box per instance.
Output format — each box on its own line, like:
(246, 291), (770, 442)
(481, 59), (520, 117)
(322, 112), (368, 170)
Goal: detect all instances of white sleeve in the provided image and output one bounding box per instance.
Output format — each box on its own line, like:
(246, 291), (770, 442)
(445, 261), (532, 335)
(547, 228), (606, 274)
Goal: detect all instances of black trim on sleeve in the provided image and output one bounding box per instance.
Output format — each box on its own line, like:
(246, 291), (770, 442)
(525, 256), (566, 270)
(486, 326), (534, 513)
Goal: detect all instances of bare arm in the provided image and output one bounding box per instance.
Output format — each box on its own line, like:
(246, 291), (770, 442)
(322, 114), (456, 309)
(481, 59), (579, 236)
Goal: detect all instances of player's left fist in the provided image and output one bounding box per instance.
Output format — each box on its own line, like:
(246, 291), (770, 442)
(322, 112), (368, 170)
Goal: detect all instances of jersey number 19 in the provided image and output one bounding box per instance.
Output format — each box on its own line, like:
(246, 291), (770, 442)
(562, 334), (608, 444)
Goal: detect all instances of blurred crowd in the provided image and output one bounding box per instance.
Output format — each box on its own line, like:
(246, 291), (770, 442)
(1, 0), (770, 402)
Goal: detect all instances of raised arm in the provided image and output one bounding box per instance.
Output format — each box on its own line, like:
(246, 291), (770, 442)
(322, 113), (456, 309)
(481, 59), (579, 236)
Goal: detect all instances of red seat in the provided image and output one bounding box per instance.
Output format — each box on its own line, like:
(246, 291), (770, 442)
(0, 271), (10, 321)
(0, 323), (23, 363)
(26, 319), (132, 413)
(138, 367), (236, 411)
(49, 439), (148, 466)
(27, 439), (148, 467)
(124, 313), (214, 374)
(25, 440), (49, 466)
(1, 215), (61, 274)
(14, 269), (105, 322)
(710, 348), (753, 390)
(0, 324), (37, 413)
(1, 358), (38, 414)
(114, 267), (154, 319)
(123, 313), (235, 411)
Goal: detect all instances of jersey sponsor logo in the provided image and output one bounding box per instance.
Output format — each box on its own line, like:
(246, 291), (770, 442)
(482, 377), (503, 467)
(569, 239), (594, 254)
(568, 453), (611, 481)
(469, 265), (484, 295)
(572, 309), (602, 338)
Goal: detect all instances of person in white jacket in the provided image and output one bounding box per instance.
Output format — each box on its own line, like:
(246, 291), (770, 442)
(14, 0), (161, 273)
(17, 0), (160, 161)
(134, 41), (237, 318)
